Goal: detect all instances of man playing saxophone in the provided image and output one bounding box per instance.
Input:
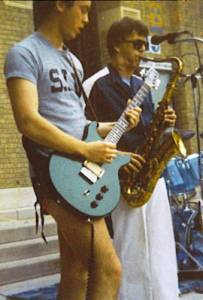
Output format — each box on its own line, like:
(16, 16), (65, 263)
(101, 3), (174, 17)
(85, 17), (179, 300)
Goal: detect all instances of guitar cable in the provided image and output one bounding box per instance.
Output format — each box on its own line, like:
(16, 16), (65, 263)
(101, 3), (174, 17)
(85, 219), (95, 300)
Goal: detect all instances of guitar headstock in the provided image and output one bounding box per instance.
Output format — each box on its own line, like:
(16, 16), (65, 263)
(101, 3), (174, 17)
(141, 65), (160, 90)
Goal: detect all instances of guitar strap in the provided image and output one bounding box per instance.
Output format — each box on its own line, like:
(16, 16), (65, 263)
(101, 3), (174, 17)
(63, 50), (99, 122)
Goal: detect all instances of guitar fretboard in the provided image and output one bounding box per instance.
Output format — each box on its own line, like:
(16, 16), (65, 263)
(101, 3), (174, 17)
(104, 82), (150, 144)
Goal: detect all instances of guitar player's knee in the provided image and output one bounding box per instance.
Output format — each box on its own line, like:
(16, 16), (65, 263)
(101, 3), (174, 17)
(106, 255), (122, 285)
(94, 247), (122, 287)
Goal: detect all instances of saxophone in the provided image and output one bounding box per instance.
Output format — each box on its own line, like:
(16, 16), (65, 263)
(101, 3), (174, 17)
(121, 56), (187, 208)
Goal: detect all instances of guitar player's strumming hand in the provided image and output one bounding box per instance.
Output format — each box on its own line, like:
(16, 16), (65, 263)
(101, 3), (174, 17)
(83, 140), (117, 164)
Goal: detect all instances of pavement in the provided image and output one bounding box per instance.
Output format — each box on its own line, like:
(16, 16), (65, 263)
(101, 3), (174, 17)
(0, 291), (202, 299)
(0, 278), (202, 300)
(181, 293), (203, 299)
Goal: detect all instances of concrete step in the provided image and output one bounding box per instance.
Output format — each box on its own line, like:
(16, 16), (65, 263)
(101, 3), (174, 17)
(0, 236), (59, 263)
(0, 217), (57, 244)
(0, 187), (35, 211)
(0, 206), (35, 221)
(0, 189), (60, 288)
(0, 253), (60, 286)
(0, 187), (36, 221)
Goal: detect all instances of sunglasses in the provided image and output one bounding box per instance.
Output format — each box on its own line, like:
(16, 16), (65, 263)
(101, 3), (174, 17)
(123, 39), (149, 51)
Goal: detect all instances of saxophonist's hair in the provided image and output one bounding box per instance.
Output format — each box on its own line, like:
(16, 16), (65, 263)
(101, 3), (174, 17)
(107, 17), (149, 57)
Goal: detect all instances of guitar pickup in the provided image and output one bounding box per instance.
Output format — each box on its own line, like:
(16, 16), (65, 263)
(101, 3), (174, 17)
(79, 161), (105, 184)
(83, 161), (105, 178)
(80, 167), (98, 184)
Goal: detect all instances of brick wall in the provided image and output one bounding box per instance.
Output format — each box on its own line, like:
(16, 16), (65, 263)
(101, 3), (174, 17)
(0, 1), (33, 188)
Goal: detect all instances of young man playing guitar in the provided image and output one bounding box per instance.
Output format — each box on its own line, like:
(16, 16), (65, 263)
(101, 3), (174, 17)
(4, 1), (141, 299)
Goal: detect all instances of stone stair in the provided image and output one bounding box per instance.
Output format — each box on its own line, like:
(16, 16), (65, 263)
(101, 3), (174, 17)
(0, 187), (60, 295)
(0, 187), (37, 221)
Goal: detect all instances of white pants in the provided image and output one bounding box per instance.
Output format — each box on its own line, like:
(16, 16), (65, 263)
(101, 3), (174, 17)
(112, 178), (179, 300)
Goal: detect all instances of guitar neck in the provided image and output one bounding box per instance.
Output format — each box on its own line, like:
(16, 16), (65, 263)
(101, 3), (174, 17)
(104, 82), (150, 144)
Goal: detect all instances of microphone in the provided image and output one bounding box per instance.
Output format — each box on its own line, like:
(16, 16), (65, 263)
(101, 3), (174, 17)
(151, 31), (189, 45)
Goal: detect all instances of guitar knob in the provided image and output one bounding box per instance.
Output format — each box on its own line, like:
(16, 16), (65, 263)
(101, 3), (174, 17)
(90, 201), (98, 208)
(96, 193), (103, 201)
(101, 185), (109, 193)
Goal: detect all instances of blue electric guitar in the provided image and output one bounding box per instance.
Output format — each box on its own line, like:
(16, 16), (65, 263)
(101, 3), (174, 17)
(49, 67), (160, 217)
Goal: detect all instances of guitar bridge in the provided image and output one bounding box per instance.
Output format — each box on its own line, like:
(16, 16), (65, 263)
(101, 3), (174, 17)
(79, 161), (105, 184)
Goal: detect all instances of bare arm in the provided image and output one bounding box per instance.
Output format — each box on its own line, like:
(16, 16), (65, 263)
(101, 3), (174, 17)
(7, 78), (117, 163)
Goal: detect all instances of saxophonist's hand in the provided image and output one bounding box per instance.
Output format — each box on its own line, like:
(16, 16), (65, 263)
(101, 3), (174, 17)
(125, 99), (142, 131)
(164, 107), (176, 127)
(123, 153), (145, 174)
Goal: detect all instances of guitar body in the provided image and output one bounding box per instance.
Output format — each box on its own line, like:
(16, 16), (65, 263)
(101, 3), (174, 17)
(49, 122), (130, 217)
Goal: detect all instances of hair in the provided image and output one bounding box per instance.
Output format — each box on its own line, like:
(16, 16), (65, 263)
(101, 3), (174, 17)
(106, 17), (149, 57)
(33, 0), (75, 30)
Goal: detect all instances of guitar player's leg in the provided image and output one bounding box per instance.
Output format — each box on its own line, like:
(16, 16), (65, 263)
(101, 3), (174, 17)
(42, 198), (121, 300)
(85, 215), (122, 300)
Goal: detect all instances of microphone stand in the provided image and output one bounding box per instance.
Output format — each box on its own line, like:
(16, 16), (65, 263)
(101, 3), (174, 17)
(171, 36), (203, 85)
(190, 72), (203, 198)
(172, 36), (203, 228)
(171, 37), (203, 44)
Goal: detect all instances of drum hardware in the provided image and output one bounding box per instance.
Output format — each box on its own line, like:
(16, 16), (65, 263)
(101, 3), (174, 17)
(163, 156), (198, 206)
(161, 33), (203, 285)
(165, 154), (203, 284)
(176, 35), (203, 227)
(172, 200), (203, 281)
